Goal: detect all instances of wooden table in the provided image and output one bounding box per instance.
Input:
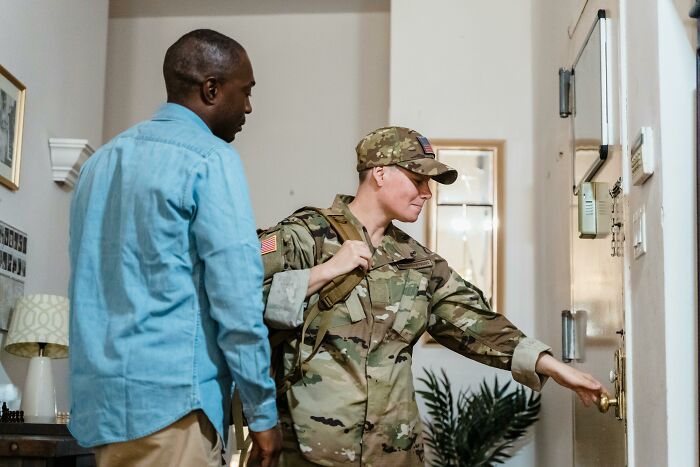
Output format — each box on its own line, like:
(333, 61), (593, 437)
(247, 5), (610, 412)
(0, 423), (95, 467)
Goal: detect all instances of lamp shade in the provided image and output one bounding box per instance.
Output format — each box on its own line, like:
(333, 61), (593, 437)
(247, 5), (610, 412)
(5, 295), (69, 358)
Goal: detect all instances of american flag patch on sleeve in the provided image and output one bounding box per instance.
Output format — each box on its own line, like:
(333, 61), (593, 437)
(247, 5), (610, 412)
(261, 234), (278, 255)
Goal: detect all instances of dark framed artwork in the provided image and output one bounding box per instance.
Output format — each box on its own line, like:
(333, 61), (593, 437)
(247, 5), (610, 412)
(0, 64), (26, 191)
(0, 220), (26, 330)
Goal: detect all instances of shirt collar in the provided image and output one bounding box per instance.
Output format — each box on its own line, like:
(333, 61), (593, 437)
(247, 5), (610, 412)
(330, 194), (417, 268)
(151, 103), (212, 135)
(378, 224), (418, 265)
(331, 194), (364, 234)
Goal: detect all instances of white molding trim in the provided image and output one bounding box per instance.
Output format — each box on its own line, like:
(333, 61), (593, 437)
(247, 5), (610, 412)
(48, 138), (94, 189)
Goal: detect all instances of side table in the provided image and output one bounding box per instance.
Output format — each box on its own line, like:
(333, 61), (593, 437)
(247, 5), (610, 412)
(0, 423), (95, 467)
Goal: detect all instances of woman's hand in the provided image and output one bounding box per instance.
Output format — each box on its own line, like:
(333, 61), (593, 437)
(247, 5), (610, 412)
(306, 240), (372, 297)
(535, 353), (609, 407)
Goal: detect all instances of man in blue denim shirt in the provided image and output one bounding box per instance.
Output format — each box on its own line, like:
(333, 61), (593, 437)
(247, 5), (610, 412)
(69, 30), (281, 467)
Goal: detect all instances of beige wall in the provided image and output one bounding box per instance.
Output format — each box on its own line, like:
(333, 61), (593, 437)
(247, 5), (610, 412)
(103, 3), (389, 459)
(390, 1), (537, 465)
(108, 4), (541, 465)
(530, 1), (577, 464)
(108, 3), (544, 464)
(104, 3), (390, 229)
(0, 0), (110, 411)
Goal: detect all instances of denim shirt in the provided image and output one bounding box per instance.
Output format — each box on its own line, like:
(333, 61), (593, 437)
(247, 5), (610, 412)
(68, 103), (277, 447)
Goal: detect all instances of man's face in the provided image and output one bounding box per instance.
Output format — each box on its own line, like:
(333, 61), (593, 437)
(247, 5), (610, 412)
(211, 52), (255, 143)
(378, 166), (432, 223)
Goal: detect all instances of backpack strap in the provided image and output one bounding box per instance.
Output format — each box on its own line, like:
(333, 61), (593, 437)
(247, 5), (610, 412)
(285, 206), (368, 391)
(314, 207), (366, 309)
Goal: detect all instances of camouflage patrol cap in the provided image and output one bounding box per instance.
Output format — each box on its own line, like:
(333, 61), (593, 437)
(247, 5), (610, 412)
(355, 126), (458, 185)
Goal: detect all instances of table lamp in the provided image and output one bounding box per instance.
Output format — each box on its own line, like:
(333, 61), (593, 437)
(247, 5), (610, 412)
(4, 294), (69, 423)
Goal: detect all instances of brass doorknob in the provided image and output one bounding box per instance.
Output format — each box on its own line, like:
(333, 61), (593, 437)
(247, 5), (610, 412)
(597, 394), (618, 413)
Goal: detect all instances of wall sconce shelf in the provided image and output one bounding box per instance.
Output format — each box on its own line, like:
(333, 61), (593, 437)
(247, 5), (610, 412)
(48, 138), (94, 189)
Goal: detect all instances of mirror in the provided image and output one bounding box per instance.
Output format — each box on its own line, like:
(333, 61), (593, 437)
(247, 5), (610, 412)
(426, 142), (504, 314)
(571, 10), (610, 194)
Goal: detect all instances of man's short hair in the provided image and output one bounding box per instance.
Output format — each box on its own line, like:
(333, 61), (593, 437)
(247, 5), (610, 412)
(163, 29), (245, 101)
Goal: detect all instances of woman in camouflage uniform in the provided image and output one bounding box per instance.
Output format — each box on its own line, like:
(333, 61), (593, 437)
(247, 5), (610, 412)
(259, 126), (605, 466)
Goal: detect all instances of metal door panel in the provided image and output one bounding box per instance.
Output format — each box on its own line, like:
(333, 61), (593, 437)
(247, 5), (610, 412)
(570, 152), (626, 466)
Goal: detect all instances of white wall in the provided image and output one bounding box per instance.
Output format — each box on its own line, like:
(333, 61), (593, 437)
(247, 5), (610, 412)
(621, 0), (699, 464)
(658, 0), (698, 464)
(390, 1), (537, 465)
(623, 2), (669, 462)
(104, 2), (390, 229)
(0, 0), (109, 411)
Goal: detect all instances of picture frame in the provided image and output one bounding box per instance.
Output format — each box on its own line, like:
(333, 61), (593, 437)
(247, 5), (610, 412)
(0, 64), (26, 191)
(422, 140), (505, 345)
(0, 220), (27, 330)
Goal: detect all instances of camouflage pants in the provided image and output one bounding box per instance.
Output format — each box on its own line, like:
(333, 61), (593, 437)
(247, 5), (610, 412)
(279, 440), (426, 467)
(279, 446), (320, 467)
(278, 404), (325, 467)
(277, 398), (425, 467)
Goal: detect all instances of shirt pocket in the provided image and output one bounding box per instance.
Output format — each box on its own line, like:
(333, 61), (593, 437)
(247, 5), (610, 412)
(328, 287), (366, 328)
(337, 289), (367, 323)
(391, 269), (429, 343)
(304, 285), (367, 331)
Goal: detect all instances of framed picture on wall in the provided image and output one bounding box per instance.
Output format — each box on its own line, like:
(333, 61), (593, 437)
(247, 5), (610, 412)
(0, 64), (26, 191)
(0, 220), (27, 330)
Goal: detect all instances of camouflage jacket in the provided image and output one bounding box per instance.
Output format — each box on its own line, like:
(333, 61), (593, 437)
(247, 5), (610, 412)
(260, 195), (550, 466)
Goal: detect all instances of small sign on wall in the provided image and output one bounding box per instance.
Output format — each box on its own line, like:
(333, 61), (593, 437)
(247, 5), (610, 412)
(631, 127), (654, 186)
(0, 220), (26, 330)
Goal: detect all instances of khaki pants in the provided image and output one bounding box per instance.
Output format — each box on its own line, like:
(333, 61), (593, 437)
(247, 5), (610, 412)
(94, 410), (222, 467)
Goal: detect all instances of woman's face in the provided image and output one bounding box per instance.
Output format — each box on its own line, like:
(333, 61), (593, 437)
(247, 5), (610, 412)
(378, 166), (432, 223)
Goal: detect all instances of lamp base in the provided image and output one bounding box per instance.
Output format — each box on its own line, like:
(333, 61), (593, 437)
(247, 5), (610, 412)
(21, 356), (56, 423)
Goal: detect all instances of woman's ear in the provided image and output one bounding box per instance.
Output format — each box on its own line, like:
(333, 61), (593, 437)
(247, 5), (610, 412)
(372, 166), (385, 187)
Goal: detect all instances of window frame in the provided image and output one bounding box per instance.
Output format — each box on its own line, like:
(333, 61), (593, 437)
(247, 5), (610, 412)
(425, 139), (506, 314)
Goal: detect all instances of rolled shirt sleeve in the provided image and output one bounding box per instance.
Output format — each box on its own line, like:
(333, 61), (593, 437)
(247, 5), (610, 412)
(512, 337), (552, 391)
(190, 148), (277, 431)
(259, 220), (317, 327)
(265, 269), (311, 329)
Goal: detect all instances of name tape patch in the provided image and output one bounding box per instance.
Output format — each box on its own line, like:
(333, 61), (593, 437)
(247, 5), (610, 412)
(397, 259), (433, 270)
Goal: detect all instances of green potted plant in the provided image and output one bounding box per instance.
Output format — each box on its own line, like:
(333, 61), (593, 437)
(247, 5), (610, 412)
(417, 369), (541, 467)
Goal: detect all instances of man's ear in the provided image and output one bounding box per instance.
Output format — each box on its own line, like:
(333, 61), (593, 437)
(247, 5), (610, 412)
(372, 166), (386, 187)
(200, 77), (219, 105)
